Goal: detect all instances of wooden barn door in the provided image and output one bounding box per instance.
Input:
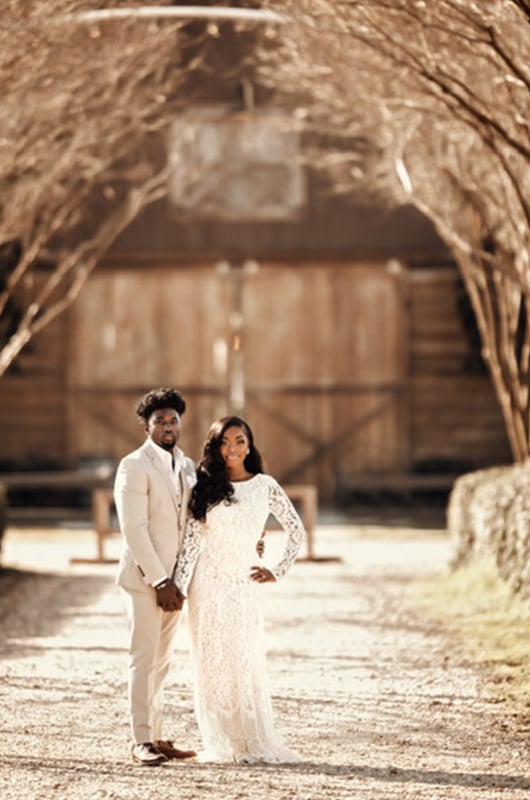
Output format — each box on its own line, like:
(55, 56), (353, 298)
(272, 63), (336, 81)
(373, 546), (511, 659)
(243, 261), (409, 501)
(66, 264), (231, 463)
(67, 259), (408, 501)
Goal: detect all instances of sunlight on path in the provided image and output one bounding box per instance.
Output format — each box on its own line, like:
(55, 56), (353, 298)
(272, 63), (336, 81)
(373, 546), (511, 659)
(1, 521), (529, 800)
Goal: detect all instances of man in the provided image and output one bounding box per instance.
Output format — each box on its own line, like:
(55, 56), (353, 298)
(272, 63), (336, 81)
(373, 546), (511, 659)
(114, 387), (197, 766)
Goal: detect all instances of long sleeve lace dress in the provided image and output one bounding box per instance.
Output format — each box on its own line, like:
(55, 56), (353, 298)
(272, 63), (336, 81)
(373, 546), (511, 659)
(174, 473), (305, 764)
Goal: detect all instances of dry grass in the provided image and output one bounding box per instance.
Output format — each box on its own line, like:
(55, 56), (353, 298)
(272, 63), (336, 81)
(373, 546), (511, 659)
(409, 559), (530, 734)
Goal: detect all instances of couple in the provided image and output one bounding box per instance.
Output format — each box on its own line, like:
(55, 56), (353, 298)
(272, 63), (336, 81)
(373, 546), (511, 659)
(113, 387), (305, 766)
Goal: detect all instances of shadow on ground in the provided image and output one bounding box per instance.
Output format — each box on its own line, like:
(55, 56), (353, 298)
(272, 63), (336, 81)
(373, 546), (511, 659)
(0, 568), (113, 659)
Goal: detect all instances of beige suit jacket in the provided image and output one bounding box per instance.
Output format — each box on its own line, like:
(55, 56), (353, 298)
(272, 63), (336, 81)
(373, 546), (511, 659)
(113, 439), (196, 592)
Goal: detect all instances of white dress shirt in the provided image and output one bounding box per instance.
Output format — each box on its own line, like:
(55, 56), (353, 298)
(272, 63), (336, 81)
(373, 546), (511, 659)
(148, 441), (184, 586)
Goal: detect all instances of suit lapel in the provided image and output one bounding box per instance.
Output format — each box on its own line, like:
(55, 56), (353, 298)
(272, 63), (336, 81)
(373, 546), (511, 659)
(141, 441), (180, 513)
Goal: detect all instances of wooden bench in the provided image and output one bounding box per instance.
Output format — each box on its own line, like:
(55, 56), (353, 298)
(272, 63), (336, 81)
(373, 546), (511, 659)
(0, 467), (115, 562)
(338, 472), (460, 496)
(89, 482), (318, 563)
(0, 466), (114, 491)
(0, 466), (114, 527)
(0, 468), (318, 563)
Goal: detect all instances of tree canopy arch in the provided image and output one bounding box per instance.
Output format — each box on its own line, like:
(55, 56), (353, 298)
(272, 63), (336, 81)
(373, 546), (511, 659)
(1, 0), (529, 460)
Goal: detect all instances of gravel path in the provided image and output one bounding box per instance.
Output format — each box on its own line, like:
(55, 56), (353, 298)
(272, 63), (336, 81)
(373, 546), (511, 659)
(1, 521), (529, 800)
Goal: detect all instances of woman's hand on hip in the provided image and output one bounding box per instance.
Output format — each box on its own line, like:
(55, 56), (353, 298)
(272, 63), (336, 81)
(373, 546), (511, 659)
(250, 566), (276, 583)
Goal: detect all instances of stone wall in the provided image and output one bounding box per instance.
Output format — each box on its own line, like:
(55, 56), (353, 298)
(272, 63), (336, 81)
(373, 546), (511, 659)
(448, 462), (530, 597)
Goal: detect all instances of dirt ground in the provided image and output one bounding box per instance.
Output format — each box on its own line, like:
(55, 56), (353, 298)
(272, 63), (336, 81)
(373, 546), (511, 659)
(1, 516), (529, 800)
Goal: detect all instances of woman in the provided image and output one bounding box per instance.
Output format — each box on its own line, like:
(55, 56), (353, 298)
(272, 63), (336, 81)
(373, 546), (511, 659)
(174, 416), (305, 764)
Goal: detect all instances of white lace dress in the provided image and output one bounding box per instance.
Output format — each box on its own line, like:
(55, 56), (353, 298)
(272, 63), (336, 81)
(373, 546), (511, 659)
(174, 473), (304, 764)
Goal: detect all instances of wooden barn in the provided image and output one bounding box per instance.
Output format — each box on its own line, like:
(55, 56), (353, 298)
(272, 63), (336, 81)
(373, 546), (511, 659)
(0, 185), (510, 505)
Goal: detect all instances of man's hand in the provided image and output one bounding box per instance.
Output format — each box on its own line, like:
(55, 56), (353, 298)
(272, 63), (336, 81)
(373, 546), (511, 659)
(155, 581), (185, 612)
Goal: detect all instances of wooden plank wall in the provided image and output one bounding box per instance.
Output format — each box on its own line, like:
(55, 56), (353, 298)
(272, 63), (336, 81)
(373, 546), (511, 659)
(0, 261), (511, 502)
(243, 262), (408, 496)
(408, 268), (510, 470)
(64, 261), (408, 501)
(66, 265), (231, 461)
(0, 306), (70, 467)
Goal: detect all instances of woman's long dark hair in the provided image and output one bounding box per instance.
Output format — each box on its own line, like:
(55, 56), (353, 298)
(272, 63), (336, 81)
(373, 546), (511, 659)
(189, 416), (264, 521)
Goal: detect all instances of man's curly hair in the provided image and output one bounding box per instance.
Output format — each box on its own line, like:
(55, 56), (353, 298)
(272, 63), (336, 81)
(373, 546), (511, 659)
(135, 387), (186, 423)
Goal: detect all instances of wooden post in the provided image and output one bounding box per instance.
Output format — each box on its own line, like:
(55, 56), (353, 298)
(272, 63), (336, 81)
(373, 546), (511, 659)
(70, 488), (118, 564)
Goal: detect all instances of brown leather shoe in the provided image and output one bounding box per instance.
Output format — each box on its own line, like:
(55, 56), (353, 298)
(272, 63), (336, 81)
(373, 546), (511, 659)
(154, 739), (197, 760)
(132, 742), (168, 766)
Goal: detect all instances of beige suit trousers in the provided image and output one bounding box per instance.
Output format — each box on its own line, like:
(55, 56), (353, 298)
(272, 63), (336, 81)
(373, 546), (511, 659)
(121, 587), (182, 744)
